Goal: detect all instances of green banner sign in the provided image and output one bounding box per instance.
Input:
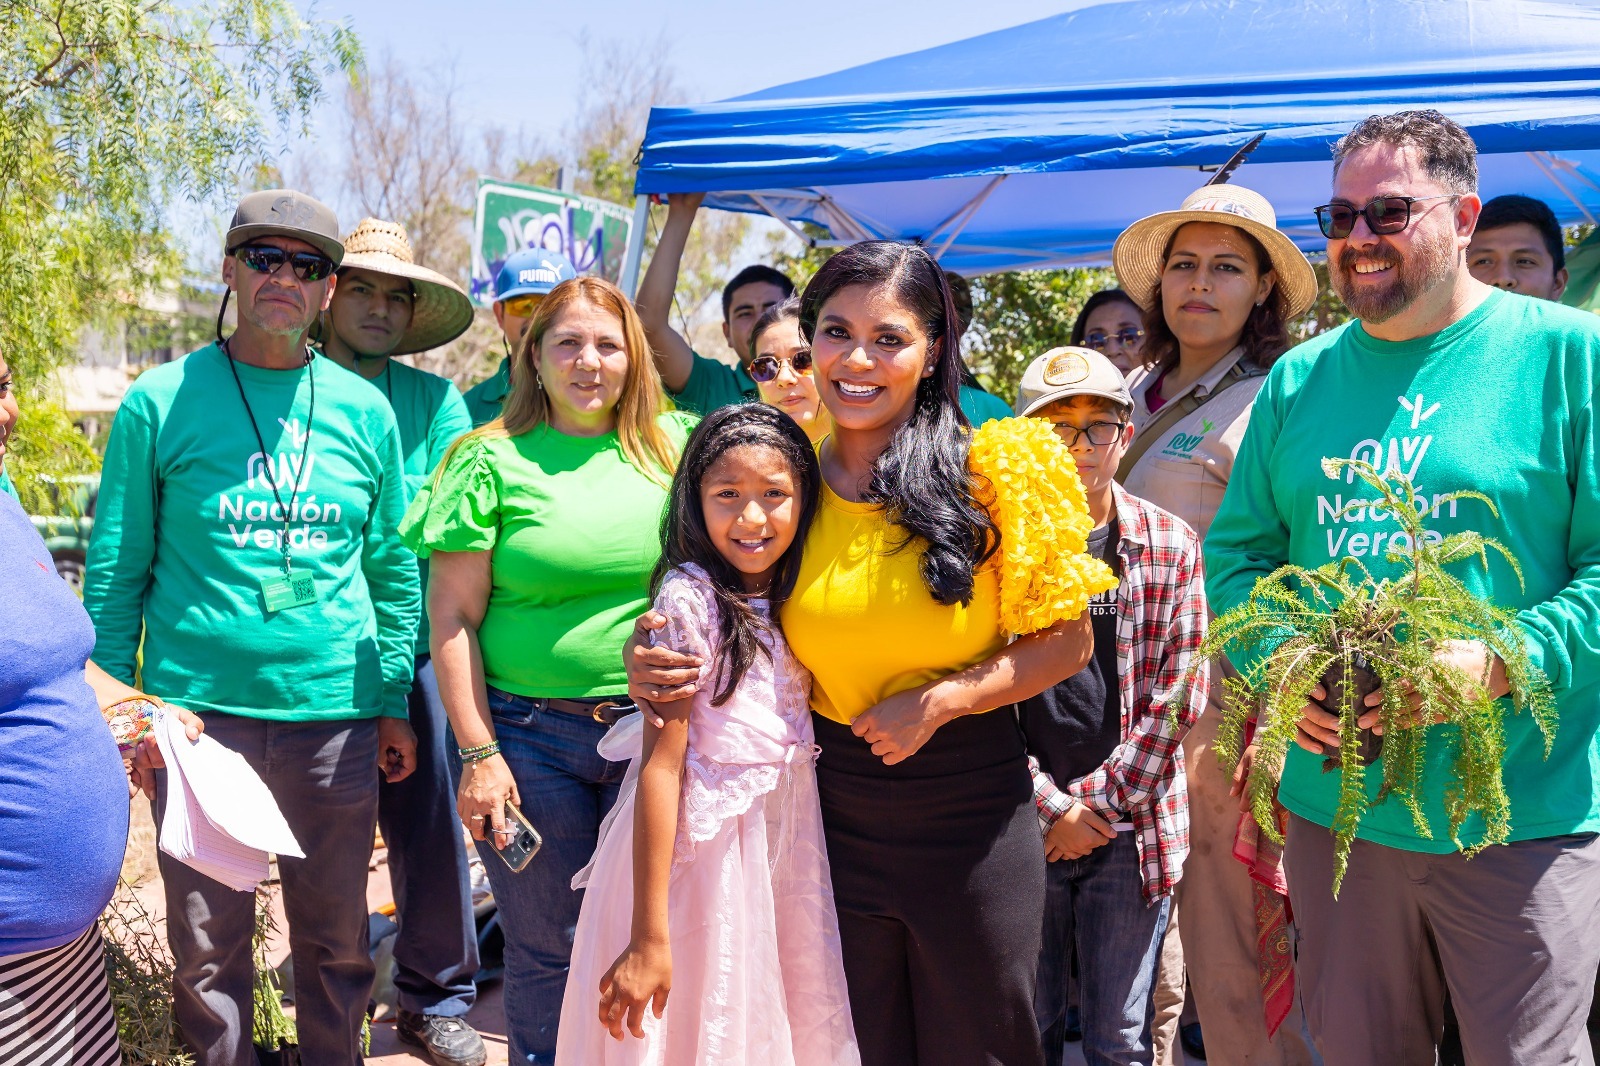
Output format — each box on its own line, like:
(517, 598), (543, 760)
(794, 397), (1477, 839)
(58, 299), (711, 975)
(471, 179), (635, 306)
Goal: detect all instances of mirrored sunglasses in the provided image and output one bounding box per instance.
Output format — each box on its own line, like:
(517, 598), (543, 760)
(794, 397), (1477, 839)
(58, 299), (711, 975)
(231, 244), (335, 282)
(748, 350), (814, 383)
(1084, 328), (1144, 352)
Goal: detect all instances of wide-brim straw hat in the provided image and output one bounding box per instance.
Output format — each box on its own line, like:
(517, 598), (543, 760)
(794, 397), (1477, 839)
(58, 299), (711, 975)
(335, 218), (474, 354)
(1112, 185), (1317, 322)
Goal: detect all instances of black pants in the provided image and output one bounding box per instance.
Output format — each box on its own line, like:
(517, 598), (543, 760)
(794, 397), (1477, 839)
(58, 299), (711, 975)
(814, 710), (1047, 1066)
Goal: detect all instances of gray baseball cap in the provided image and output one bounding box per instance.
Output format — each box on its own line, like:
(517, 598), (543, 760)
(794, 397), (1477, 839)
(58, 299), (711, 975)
(225, 189), (344, 265)
(1015, 345), (1134, 417)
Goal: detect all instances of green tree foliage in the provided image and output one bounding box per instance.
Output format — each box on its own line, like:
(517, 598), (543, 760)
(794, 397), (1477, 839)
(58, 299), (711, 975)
(0, 0), (360, 506)
(965, 268), (1116, 405)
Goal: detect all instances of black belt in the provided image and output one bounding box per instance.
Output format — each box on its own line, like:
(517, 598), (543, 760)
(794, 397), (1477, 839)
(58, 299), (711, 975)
(542, 696), (635, 725)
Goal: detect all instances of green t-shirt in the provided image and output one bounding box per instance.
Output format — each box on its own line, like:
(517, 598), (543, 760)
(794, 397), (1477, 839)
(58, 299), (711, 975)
(350, 358), (474, 655)
(1206, 289), (1600, 850)
(401, 412), (696, 697)
(670, 352), (758, 417)
(960, 384), (1014, 427)
(0, 467), (16, 502)
(84, 344), (420, 721)
(463, 356), (511, 427)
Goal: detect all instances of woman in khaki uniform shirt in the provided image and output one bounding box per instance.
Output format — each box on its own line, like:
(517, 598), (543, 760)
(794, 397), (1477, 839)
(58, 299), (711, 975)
(1111, 184), (1318, 1066)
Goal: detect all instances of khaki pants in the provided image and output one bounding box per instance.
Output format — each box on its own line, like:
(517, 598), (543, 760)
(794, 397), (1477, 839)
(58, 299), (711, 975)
(1150, 898), (1185, 1066)
(1175, 699), (1316, 1066)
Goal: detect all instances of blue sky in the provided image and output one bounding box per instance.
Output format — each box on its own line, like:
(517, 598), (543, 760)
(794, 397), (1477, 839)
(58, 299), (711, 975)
(307, 0), (1079, 141)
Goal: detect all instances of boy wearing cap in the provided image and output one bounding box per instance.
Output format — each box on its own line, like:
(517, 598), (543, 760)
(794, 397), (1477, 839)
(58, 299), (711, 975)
(463, 247), (578, 426)
(1015, 345), (1208, 1066)
(320, 218), (486, 1066)
(84, 190), (420, 1066)
(635, 192), (795, 415)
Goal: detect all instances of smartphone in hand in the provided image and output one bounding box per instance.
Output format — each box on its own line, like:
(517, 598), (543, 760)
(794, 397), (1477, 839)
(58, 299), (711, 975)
(489, 802), (542, 873)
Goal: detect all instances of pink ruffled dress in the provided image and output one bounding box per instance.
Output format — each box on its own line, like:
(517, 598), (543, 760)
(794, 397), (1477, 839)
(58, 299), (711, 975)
(555, 564), (859, 1066)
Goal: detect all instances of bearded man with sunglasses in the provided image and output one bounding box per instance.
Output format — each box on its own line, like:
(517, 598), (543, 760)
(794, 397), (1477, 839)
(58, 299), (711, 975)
(1207, 110), (1600, 1065)
(84, 189), (421, 1066)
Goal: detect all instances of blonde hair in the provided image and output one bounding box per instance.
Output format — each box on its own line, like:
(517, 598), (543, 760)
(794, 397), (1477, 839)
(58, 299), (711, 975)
(445, 276), (680, 487)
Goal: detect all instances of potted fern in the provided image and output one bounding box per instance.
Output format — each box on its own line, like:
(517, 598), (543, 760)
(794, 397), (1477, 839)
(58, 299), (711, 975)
(1203, 457), (1555, 893)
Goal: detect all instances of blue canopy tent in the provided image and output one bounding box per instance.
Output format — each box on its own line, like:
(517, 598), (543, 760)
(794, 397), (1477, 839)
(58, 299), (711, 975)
(624, 0), (1600, 282)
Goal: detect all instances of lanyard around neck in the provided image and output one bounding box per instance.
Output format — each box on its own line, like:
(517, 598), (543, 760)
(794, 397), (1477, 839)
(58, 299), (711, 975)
(222, 340), (316, 574)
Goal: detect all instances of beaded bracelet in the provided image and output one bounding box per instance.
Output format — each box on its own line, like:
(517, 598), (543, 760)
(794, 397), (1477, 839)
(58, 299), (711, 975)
(458, 741), (501, 764)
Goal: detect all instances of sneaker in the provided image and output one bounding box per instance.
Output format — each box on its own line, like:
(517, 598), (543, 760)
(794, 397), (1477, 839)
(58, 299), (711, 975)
(395, 1011), (488, 1066)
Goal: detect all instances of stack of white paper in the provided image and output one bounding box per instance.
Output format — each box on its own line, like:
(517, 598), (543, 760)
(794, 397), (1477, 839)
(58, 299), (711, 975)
(155, 708), (305, 891)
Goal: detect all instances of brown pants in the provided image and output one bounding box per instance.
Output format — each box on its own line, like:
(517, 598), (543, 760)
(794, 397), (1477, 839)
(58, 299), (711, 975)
(1285, 815), (1600, 1066)
(1175, 703), (1317, 1066)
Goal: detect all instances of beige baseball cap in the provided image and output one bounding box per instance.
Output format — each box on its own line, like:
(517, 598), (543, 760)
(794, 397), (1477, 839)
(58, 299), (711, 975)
(1015, 345), (1133, 418)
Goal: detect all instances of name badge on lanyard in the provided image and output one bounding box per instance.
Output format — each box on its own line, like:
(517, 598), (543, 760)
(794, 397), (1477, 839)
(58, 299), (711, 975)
(260, 569), (318, 612)
(226, 342), (322, 617)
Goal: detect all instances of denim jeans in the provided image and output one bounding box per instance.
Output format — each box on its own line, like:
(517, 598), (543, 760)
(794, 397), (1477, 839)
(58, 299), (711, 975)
(154, 714), (379, 1066)
(1035, 829), (1171, 1066)
(377, 658), (478, 1017)
(460, 688), (627, 1066)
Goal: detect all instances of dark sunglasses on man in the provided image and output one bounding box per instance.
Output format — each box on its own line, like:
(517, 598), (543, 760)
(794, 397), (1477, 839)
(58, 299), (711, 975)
(748, 350), (813, 384)
(231, 243), (337, 283)
(1084, 328), (1144, 352)
(1313, 194), (1457, 240)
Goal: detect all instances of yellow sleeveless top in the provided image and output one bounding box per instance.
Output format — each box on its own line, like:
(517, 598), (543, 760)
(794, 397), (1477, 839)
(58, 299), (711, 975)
(780, 418), (1117, 725)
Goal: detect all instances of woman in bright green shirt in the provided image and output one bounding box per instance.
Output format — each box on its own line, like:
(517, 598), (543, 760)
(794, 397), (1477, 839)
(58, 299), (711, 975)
(401, 276), (689, 1063)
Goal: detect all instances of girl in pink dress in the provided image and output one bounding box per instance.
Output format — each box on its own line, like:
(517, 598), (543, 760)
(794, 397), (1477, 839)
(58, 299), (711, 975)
(556, 404), (859, 1066)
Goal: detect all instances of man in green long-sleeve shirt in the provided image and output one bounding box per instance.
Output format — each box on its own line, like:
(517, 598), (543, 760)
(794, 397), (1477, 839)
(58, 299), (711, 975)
(1205, 112), (1600, 1065)
(318, 217), (487, 1066)
(83, 190), (420, 1066)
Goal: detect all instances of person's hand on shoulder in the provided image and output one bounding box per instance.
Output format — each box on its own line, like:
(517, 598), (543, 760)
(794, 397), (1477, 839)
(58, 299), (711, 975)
(624, 610), (703, 723)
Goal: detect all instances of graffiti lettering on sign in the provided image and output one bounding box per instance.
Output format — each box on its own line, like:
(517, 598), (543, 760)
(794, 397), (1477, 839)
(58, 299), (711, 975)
(472, 180), (635, 305)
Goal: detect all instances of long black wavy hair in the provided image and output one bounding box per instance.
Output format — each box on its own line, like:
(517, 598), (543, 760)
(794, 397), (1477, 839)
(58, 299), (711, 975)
(797, 240), (998, 607)
(652, 403), (822, 706)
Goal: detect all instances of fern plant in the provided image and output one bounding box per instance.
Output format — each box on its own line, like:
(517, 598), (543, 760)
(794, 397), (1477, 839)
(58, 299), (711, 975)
(1201, 458), (1555, 894)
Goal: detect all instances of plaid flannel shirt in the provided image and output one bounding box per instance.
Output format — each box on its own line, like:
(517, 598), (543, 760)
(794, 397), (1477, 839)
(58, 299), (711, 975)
(1030, 483), (1208, 903)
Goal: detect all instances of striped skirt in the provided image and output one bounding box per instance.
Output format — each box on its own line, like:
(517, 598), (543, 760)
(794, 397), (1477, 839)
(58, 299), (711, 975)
(0, 926), (121, 1065)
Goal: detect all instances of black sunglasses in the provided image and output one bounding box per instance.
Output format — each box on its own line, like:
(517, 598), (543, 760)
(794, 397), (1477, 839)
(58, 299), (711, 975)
(1313, 194), (1457, 240)
(1083, 328), (1144, 352)
(748, 350), (813, 383)
(231, 243), (336, 282)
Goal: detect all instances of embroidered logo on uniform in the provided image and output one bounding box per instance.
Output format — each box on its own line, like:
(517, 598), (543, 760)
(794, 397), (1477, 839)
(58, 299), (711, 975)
(1042, 350), (1091, 386)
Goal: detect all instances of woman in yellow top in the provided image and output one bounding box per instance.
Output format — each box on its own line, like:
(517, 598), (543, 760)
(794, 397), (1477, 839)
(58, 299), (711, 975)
(628, 240), (1111, 1066)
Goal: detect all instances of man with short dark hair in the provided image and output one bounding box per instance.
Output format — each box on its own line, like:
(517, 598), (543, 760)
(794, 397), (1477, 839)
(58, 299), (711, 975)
(85, 190), (421, 1065)
(319, 217), (486, 1066)
(1207, 109), (1600, 1065)
(1468, 193), (1569, 300)
(635, 192), (795, 415)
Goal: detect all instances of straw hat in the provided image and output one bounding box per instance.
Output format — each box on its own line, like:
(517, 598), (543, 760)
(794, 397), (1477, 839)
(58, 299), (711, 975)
(1112, 185), (1317, 321)
(335, 218), (474, 354)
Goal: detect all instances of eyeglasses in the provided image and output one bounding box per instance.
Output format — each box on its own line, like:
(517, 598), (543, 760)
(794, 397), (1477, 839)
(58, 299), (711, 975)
(231, 244), (336, 282)
(1050, 421), (1127, 447)
(1313, 194), (1457, 240)
(500, 293), (543, 317)
(748, 351), (814, 383)
(1083, 328), (1144, 352)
